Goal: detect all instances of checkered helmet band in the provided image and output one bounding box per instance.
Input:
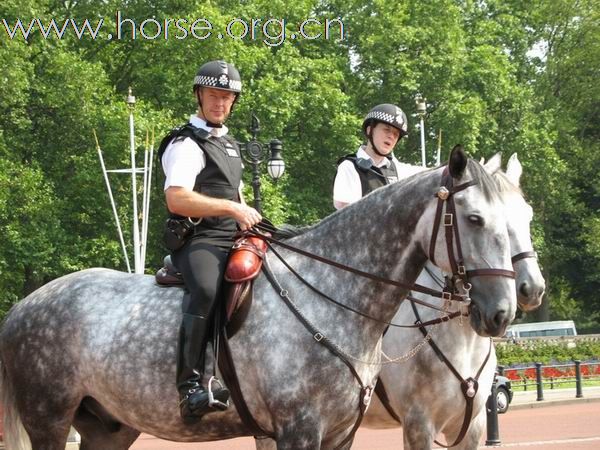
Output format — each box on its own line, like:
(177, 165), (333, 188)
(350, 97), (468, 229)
(365, 109), (407, 132)
(193, 60), (242, 94)
(193, 75), (242, 92)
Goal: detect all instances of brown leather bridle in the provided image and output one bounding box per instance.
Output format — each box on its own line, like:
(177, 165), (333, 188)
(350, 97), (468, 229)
(428, 171), (515, 303)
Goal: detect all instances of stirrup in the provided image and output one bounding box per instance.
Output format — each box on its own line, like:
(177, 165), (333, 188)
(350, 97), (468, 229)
(208, 376), (229, 411)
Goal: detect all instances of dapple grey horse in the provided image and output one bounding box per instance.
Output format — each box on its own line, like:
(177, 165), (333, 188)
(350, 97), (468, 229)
(0, 148), (517, 450)
(360, 154), (545, 450)
(255, 153), (544, 450)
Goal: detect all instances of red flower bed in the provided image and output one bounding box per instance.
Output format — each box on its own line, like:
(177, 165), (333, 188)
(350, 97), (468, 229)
(503, 363), (600, 382)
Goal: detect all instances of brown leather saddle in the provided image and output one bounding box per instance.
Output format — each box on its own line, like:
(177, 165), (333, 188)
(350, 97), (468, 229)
(155, 234), (269, 337)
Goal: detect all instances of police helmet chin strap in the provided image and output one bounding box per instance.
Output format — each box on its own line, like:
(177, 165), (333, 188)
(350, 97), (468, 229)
(366, 131), (389, 158)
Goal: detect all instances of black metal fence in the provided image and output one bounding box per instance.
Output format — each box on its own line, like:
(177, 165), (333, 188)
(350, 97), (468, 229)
(485, 360), (598, 446)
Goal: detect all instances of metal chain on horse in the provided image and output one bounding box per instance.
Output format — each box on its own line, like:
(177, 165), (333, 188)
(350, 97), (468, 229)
(379, 306), (442, 364)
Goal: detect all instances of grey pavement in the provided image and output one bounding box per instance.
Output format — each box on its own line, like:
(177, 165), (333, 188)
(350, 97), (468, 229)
(510, 385), (600, 410)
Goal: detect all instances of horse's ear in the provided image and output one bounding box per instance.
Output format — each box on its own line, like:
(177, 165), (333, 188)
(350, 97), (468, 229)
(506, 153), (522, 187)
(448, 145), (467, 179)
(484, 152), (502, 173)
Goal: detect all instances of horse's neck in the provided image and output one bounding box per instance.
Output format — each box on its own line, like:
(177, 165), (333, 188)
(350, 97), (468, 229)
(283, 170), (440, 334)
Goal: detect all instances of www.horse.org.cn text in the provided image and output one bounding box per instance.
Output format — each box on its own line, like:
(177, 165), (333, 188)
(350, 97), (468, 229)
(1, 12), (346, 47)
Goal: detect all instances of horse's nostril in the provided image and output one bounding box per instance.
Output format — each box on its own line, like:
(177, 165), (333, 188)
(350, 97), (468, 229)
(519, 282), (531, 298)
(493, 310), (509, 330)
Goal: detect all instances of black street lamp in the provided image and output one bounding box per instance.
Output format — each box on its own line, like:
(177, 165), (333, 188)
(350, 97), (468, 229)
(240, 113), (285, 214)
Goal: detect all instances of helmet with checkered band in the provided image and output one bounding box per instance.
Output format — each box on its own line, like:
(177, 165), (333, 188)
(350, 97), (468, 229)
(362, 103), (408, 138)
(193, 60), (242, 95)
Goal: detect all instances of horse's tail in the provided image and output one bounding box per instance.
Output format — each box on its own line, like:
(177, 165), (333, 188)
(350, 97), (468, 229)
(0, 356), (32, 449)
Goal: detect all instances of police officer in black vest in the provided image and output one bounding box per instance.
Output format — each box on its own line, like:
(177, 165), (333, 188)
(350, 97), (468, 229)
(159, 60), (262, 420)
(333, 103), (421, 209)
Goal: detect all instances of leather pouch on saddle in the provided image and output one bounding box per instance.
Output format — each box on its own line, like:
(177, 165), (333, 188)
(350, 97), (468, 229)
(223, 234), (269, 330)
(225, 235), (269, 283)
(163, 218), (195, 251)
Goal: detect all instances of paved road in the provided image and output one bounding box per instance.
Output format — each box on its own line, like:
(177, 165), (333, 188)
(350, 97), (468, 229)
(130, 389), (600, 449)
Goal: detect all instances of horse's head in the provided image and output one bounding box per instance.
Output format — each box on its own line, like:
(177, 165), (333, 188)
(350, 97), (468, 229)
(420, 145), (517, 337)
(485, 153), (545, 311)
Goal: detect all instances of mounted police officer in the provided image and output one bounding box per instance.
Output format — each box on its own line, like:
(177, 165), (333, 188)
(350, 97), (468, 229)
(158, 60), (262, 420)
(333, 103), (422, 209)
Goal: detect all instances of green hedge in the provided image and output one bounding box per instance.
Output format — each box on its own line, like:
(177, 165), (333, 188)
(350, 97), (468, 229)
(496, 337), (600, 367)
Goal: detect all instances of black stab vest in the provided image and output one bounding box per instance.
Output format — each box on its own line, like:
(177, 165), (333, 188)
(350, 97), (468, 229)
(336, 154), (399, 196)
(158, 123), (242, 246)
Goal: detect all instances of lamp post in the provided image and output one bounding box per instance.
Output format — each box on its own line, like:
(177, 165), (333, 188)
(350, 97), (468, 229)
(415, 94), (427, 167)
(240, 113), (285, 214)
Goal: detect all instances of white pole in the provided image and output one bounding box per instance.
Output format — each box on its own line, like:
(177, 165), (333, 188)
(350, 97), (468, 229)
(415, 95), (427, 167)
(140, 130), (149, 269)
(94, 130), (132, 273)
(127, 88), (142, 274)
(420, 116), (426, 167)
(436, 129), (442, 166)
(142, 129), (154, 267)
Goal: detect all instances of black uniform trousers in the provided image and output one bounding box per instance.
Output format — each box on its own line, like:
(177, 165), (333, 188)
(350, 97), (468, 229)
(172, 238), (231, 319)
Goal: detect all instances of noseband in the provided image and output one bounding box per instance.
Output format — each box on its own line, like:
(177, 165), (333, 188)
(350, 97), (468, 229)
(511, 250), (537, 264)
(428, 171), (515, 303)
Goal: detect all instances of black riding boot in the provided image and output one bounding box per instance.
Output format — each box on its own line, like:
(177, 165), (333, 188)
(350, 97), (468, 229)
(176, 313), (230, 420)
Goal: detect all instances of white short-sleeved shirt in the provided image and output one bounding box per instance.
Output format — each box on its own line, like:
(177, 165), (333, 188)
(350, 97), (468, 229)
(161, 115), (230, 191)
(332, 145), (424, 209)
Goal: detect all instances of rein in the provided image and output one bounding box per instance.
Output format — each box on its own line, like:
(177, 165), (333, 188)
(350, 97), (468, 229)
(251, 224), (469, 303)
(260, 257), (373, 450)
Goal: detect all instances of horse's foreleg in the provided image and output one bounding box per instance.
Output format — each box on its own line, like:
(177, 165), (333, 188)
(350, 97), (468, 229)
(402, 409), (434, 450)
(271, 419), (323, 450)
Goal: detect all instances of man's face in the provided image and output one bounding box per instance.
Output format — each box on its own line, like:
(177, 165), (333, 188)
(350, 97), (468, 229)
(198, 87), (236, 124)
(369, 122), (401, 155)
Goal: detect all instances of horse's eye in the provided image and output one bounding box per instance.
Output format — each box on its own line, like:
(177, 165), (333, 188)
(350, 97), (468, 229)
(468, 215), (484, 226)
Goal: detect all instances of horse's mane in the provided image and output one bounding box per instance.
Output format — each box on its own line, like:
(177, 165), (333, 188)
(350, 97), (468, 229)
(272, 224), (309, 239)
(490, 168), (523, 195)
(466, 159), (502, 203)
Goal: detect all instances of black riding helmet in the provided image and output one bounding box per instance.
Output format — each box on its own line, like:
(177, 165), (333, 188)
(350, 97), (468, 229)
(362, 103), (408, 157)
(362, 103), (408, 138)
(193, 60), (242, 126)
(193, 60), (242, 94)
